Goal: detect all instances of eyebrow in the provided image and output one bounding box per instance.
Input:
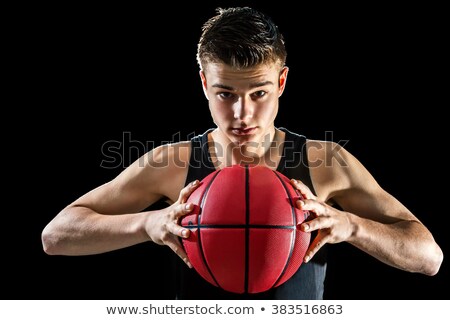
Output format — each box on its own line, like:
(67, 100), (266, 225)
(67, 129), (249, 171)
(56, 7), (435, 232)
(212, 81), (274, 91)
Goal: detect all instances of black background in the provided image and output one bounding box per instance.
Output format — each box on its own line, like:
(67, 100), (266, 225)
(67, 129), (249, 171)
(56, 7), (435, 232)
(7, 2), (447, 299)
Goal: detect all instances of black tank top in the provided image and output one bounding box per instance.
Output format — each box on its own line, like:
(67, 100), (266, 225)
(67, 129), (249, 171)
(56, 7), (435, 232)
(175, 127), (327, 299)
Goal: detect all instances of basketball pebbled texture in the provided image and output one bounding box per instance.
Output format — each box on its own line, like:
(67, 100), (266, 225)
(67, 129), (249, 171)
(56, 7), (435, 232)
(181, 164), (311, 294)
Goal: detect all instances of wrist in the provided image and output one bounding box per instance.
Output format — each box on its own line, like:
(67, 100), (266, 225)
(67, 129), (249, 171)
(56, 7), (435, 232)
(135, 211), (153, 242)
(346, 212), (360, 243)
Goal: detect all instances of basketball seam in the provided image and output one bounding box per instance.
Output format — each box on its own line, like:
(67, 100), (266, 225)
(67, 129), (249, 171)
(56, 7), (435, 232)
(185, 224), (296, 229)
(272, 171), (297, 288)
(197, 170), (222, 289)
(244, 165), (250, 294)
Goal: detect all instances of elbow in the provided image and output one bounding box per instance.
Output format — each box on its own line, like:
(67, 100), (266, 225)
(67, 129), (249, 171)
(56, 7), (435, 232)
(41, 224), (64, 255)
(421, 243), (444, 276)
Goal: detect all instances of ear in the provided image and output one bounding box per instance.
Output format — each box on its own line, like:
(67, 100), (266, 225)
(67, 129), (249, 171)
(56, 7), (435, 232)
(278, 66), (289, 97)
(199, 70), (209, 100)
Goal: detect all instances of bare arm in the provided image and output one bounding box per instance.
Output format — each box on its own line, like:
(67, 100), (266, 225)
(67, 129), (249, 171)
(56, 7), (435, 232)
(292, 141), (443, 276)
(42, 142), (196, 266)
(42, 200), (151, 255)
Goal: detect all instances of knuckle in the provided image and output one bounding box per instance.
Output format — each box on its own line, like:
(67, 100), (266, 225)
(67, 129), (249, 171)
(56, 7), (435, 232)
(190, 180), (198, 188)
(168, 208), (177, 218)
(316, 239), (324, 248)
(180, 203), (189, 213)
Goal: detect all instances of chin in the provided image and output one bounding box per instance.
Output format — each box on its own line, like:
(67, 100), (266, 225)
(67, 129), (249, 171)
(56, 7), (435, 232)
(230, 135), (259, 148)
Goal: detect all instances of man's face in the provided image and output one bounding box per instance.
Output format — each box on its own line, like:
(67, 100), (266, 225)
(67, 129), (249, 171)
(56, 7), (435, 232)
(200, 62), (288, 147)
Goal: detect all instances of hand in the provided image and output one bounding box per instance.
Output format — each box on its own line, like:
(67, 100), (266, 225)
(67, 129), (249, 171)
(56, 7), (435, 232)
(290, 179), (353, 263)
(145, 180), (201, 268)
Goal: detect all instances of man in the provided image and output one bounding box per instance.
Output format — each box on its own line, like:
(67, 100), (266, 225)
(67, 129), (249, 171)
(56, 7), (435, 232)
(42, 7), (443, 299)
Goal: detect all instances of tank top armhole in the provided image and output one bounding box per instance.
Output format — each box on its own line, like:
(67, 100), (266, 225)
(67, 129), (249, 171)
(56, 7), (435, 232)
(277, 127), (317, 196)
(184, 129), (216, 187)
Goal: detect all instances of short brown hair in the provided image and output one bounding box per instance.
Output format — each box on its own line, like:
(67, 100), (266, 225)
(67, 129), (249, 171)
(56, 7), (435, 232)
(197, 7), (287, 71)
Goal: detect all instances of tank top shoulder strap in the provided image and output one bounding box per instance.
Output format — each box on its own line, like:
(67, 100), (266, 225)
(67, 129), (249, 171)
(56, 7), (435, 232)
(184, 129), (216, 187)
(277, 127), (316, 195)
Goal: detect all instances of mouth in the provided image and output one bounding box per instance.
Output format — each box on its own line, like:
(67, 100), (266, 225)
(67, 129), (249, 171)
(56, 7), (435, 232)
(231, 127), (257, 136)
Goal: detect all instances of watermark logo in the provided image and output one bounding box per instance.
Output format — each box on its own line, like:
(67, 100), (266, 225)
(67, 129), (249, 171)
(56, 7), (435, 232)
(100, 131), (349, 169)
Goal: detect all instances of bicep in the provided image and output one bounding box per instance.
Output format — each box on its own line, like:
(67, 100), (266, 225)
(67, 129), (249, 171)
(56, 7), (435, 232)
(71, 178), (161, 215)
(333, 186), (417, 224)
(69, 143), (190, 215)
(326, 146), (418, 223)
(71, 152), (166, 215)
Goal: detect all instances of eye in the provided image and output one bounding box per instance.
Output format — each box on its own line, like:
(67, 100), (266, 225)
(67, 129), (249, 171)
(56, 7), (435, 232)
(218, 92), (235, 99)
(251, 90), (267, 98)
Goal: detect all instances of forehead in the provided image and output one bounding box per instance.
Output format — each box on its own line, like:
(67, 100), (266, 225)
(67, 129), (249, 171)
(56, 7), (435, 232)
(204, 63), (280, 83)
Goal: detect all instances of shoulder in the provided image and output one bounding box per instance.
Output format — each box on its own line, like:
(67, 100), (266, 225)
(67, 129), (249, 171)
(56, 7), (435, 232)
(146, 141), (192, 201)
(278, 129), (346, 168)
(306, 139), (348, 173)
(115, 140), (193, 204)
(70, 140), (193, 214)
(305, 139), (375, 202)
(147, 141), (192, 168)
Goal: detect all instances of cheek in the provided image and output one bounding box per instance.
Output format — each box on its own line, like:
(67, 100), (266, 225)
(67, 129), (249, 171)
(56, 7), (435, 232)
(258, 98), (278, 121)
(210, 97), (231, 112)
(209, 101), (231, 123)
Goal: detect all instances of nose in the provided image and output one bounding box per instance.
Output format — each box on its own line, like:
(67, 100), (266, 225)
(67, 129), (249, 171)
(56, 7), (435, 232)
(233, 97), (253, 121)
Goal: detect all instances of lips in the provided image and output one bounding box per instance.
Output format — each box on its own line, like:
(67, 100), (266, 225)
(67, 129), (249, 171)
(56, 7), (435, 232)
(231, 127), (257, 135)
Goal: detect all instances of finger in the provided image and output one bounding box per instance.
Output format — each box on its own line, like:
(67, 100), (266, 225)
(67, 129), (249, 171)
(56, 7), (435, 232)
(299, 216), (331, 233)
(178, 180), (201, 203)
(167, 203), (195, 234)
(166, 217), (191, 239)
(296, 199), (327, 217)
(290, 179), (317, 200)
(171, 202), (196, 220)
(303, 233), (331, 263)
(166, 238), (192, 268)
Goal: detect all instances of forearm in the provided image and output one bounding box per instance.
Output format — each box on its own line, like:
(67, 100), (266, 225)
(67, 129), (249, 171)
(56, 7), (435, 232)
(347, 215), (443, 275)
(42, 206), (150, 255)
